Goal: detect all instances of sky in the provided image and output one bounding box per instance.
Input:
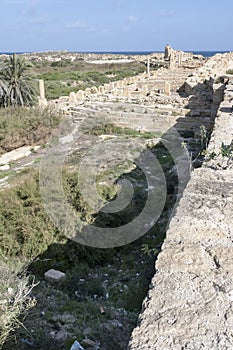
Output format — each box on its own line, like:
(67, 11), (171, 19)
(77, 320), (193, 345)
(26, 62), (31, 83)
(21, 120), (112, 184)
(1, 0), (233, 53)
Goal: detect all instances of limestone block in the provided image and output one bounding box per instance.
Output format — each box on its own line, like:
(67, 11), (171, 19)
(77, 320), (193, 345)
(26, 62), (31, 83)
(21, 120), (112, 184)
(164, 82), (171, 96)
(123, 88), (130, 97)
(98, 86), (105, 94)
(85, 88), (91, 95)
(69, 92), (77, 103)
(142, 85), (148, 95)
(39, 79), (45, 99)
(44, 269), (66, 284)
(91, 86), (98, 94)
(113, 82), (120, 89)
(76, 90), (85, 101)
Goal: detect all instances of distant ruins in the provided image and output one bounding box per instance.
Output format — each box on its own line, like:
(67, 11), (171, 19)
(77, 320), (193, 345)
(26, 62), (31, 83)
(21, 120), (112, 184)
(1, 46), (233, 348)
(164, 44), (194, 68)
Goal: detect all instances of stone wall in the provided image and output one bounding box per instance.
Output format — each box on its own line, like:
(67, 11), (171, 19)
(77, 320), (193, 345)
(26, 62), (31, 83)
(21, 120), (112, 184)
(128, 59), (233, 349)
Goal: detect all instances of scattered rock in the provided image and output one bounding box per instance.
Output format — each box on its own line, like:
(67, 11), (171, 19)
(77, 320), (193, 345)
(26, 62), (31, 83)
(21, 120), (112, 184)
(44, 269), (66, 284)
(70, 340), (85, 350)
(100, 305), (105, 314)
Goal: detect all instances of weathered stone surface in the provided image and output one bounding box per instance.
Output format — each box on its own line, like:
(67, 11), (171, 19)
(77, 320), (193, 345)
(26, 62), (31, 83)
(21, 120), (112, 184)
(128, 56), (233, 350)
(44, 269), (66, 284)
(0, 146), (40, 166)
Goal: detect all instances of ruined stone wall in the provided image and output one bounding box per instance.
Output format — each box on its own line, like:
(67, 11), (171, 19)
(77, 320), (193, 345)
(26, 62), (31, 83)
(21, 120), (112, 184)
(128, 56), (233, 350)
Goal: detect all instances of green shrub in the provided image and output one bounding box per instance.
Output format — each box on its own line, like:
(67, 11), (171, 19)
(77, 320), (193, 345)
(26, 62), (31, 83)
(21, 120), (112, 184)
(0, 107), (62, 155)
(0, 169), (64, 258)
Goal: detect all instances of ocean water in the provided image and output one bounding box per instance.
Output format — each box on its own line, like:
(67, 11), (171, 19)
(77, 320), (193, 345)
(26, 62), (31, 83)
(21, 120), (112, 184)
(0, 50), (230, 57)
(87, 51), (230, 57)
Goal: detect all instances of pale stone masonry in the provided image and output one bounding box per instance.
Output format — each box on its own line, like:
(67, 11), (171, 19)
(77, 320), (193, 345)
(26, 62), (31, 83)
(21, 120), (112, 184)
(38, 79), (48, 107)
(128, 56), (233, 349)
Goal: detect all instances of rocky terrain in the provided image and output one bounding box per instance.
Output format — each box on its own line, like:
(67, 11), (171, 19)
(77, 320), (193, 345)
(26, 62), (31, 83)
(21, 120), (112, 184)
(128, 53), (233, 349)
(1, 50), (233, 349)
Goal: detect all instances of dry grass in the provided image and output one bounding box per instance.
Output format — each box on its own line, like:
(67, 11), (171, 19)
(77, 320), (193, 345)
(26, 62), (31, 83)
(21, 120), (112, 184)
(0, 259), (37, 349)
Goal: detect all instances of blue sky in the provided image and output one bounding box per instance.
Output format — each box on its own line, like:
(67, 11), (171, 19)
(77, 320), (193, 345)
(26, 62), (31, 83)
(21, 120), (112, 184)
(1, 0), (233, 52)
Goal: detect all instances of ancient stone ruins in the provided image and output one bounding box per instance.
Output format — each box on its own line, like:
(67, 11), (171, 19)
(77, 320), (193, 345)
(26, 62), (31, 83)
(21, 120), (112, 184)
(2, 46), (233, 348)
(38, 47), (233, 349)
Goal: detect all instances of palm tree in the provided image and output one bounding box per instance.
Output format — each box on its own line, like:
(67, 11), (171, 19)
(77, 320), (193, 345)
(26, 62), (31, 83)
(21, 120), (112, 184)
(0, 80), (8, 107)
(0, 54), (36, 107)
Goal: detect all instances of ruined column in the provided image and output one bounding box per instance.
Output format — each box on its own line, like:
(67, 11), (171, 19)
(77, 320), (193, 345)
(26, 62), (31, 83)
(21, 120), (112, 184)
(38, 79), (47, 107)
(123, 87), (130, 98)
(76, 90), (85, 101)
(39, 79), (45, 99)
(142, 85), (148, 96)
(177, 51), (183, 66)
(164, 82), (171, 96)
(99, 86), (105, 94)
(69, 92), (77, 104)
(147, 57), (150, 78)
(164, 44), (171, 60)
(169, 51), (176, 70)
(91, 86), (98, 94)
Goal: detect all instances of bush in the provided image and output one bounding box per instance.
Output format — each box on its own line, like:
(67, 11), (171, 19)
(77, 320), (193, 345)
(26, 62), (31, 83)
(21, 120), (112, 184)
(0, 259), (36, 348)
(0, 107), (62, 155)
(0, 169), (65, 258)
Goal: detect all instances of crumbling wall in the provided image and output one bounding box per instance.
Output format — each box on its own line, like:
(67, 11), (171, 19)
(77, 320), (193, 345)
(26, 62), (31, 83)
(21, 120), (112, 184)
(128, 56), (233, 350)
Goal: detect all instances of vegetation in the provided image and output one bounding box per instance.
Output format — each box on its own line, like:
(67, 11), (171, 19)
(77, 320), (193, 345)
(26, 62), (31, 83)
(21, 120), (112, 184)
(0, 54), (36, 107)
(37, 68), (144, 100)
(0, 132), (178, 349)
(0, 55), (161, 349)
(0, 107), (62, 155)
(30, 58), (145, 100)
(0, 259), (36, 349)
(83, 122), (162, 139)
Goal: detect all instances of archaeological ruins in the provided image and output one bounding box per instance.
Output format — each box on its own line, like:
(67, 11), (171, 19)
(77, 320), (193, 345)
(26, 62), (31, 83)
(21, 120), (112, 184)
(1, 45), (233, 349)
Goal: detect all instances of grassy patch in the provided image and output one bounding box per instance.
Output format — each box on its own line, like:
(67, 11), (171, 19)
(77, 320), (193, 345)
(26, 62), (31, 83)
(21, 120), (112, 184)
(83, 122), (161, 139)
(32, 63), (145, 100)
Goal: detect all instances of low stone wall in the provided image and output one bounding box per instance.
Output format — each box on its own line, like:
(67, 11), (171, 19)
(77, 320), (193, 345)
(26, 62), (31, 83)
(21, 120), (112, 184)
(128, 69), (233, 348)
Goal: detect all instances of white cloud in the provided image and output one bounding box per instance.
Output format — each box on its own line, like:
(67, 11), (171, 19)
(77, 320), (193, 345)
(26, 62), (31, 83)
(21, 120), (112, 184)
(128, 15), (138, 22)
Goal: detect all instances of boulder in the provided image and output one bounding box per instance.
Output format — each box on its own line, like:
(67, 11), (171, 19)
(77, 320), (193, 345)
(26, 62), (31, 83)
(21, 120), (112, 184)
(44, 269), (66, 284)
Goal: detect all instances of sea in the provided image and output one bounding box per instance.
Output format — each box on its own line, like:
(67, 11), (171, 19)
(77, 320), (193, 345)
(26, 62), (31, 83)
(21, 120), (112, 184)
(0, 51), (230, 57)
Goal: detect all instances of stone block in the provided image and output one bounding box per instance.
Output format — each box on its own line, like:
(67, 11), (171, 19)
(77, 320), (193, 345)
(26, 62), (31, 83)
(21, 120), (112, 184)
(91, 86), (98, 94)
(98, 86), (105, 94)
(69, 92), (77, 103)
(44, 269), (66, 284)
(76, 90), (85, 101)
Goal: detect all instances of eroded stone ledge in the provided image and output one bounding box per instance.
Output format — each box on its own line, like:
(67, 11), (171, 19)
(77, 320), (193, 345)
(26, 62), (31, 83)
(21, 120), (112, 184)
(128, 54), (233, 350)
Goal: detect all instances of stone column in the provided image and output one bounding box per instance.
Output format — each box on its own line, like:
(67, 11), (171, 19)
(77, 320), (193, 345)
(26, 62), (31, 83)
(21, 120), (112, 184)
(177, 51), (182, 66)
(76, 90), (85, 101)
(169, 51), (176, 70)
(164, 82), (171, 96)
(38, 79), (47, 107)
(39, 79), (45, 99)
(123, 87), (130, 98)
(69, 92), (77, 103)
(142, 85), (148, 96)
(164, 44), (171, 60)
(147, 57), (150, 77)
(99, 86), (105, 94)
